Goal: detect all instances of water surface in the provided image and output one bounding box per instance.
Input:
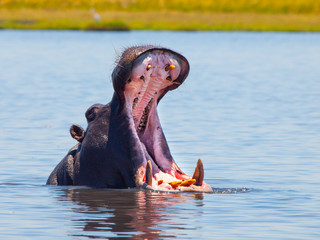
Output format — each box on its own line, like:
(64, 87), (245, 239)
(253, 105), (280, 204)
(0, 30), (320, 239)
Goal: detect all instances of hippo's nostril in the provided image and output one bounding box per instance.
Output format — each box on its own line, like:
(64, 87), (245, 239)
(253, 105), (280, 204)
(166, 76), (172, 81)
(140, 75), (145, 82)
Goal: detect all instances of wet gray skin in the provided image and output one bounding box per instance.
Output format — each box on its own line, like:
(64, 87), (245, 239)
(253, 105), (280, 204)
(47, 45), (213, 192)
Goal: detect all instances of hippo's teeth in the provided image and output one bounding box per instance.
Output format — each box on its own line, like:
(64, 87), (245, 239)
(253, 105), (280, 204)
(168, 179), (196, 188)
(180, 179), (196, 187)
(172, 81), (181, 85)
(138, 98), (153, 130)
(145, 160), (153, 186)
(192, 159), (204, 186)
(168, 180), (182, 188)
(165, 64), (175, 71)
(132, 97), (139, 109)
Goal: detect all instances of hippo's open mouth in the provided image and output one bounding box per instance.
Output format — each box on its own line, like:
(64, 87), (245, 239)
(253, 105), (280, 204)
(123, 49), (212, 192)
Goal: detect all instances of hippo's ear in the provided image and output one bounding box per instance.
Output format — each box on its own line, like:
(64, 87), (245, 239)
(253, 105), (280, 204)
(70, 124), (85, 143)
(85, 104), (103, 123)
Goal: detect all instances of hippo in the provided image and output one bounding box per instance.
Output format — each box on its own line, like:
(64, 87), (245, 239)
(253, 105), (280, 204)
(47, 45), (213, 192)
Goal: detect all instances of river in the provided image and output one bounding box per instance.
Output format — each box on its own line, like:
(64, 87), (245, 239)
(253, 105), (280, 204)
(0, 30), (320, 239)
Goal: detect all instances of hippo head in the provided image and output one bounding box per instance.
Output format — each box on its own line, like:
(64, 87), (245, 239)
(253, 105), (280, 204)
(48, 46), (212, 192)
(102, 46), (212, 192)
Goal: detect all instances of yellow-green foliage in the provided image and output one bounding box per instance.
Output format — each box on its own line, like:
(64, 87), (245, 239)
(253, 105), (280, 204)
(1, 1), (320, 31)
(1, 0), (320, 14)
(1, 8), (320, 31)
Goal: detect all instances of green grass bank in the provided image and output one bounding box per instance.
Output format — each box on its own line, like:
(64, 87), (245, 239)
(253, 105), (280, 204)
(1, 0), (320, 31)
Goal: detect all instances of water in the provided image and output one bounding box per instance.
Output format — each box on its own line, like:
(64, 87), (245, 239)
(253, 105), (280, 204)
(0, 30), (320, 239)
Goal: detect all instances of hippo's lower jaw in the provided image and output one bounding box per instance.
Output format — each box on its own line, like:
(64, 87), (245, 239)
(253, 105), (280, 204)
(124, 50), (213, 193)
(136, 159), (213, 193)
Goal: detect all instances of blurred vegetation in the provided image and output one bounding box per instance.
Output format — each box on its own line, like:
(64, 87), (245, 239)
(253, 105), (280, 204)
(0, 0), (319, 31)
(1, 0), (320, 13)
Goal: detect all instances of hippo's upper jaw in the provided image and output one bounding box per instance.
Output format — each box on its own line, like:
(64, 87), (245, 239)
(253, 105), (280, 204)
(119, 47), (212, 192)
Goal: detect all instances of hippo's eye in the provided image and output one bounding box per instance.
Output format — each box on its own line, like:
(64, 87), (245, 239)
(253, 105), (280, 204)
(140, 76), (145, 82)
(127, 78), (132, 83)
(146, 64), (151, 71)
(166, 76), (172, 81)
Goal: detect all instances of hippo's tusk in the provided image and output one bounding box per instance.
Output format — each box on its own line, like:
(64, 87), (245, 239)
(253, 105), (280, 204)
(145, 160), (153, 186)
(192, 159), (204, 186)
(165, 64), (175, 71)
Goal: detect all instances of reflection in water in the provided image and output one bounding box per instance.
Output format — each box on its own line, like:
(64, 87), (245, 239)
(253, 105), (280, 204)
(58, 188), (205, 239)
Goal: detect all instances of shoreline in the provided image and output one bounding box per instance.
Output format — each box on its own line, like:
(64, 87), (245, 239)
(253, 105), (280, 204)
(1, 9), (320, 32)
